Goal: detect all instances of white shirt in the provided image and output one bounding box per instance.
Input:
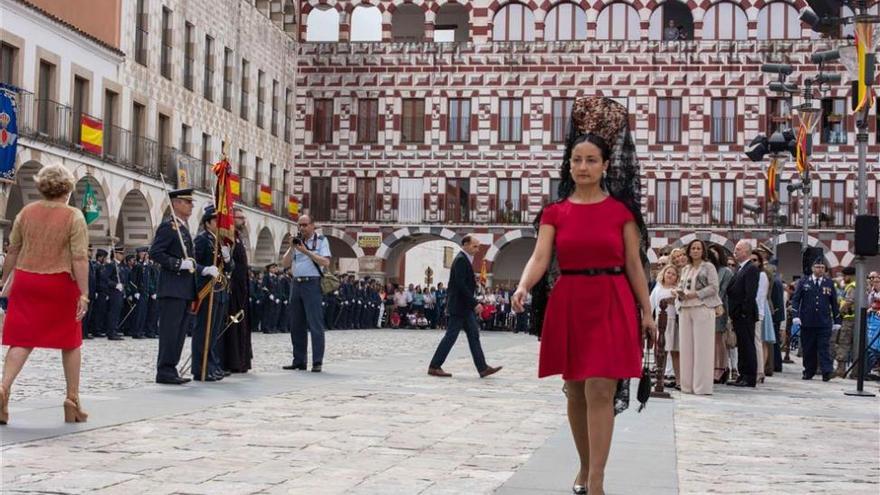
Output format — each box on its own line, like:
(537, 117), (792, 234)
(463, 250), (474, 265)
(756, 271), (769, 320)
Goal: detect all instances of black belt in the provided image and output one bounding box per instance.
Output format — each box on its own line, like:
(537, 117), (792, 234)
(560, 266), (625, 276)
(294, 276), (320, 283)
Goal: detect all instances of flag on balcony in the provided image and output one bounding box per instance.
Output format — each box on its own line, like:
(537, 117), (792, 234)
(479, 259), (488, 286)
(288, 195), (300, 220)
(81, 182), (100, 225)
(80, 115), (103, 155)
(853, 22), (875, 113)
(212, 158), (235, 246)
(767, 159), (778, 204)
(229, 173), (241, 201)
(0, 84), (19, 181)
(258, 185), (272, 211)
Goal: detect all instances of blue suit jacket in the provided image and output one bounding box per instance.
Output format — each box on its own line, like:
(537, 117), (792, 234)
(791, 276), (842, 328)
(446, 252), (478, 317)
(149, 218), (201, 300)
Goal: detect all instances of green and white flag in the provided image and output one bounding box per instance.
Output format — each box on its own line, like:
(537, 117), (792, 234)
(82, 182), (99, 225)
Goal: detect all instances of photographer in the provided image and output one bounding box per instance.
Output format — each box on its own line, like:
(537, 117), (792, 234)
(281, 215), (331, 373)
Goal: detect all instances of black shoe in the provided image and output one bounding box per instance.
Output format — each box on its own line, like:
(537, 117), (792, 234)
(282, 363), (307, 370)
(156, 376), (190, 385)
(822, 372), (833, 382)
(132, 335), (145, 339)
(194, 375), (219, 382)
(730, 381), (755, 387)
(108, 335), (124, 341)
(222, 370), (231, 377)
(802, 372), (814, 380)
(311, 364), (322, 373)
(83, 334), (93, 340)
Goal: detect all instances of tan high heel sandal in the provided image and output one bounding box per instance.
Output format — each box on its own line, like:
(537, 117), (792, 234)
(63, 396), (88, 423)
(0, 385), (9, 425)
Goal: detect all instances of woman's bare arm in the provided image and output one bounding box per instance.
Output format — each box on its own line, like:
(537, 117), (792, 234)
(516, 224), (555, 293)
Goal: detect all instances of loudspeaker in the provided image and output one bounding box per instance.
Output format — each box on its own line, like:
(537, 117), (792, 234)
(802, 246), (824, 275)
(855, 215), (880, 256)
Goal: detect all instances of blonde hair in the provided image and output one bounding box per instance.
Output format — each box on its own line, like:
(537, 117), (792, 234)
(657, 264), (680, 287)
(35, 165), (75, 199)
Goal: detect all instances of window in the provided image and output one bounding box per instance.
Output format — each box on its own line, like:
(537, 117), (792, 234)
(223, 48), (233, 111)
(355, 178), (377, 222)
(657, 98), (682, 144)
(711, 98), (736, 144)
(284, 88), (293, 143)
(655, 179), (680, 223)
(271, 80), (279, 136)
(179, 123), (191, 155)
(131, 102), (145, 164)
(183, 23), (194, 90)
(103, 90), (118, 157)
(357, 98), (379, 144)
(819, 180), (847, 225)
(309, 177), (332, 222)
(493, 3), (536, 41)
(445, 178), (470, 223)
(435, 3), (469, 42)
(161, 8), (172, 79)
(282, 169), (290, 197)
(648, 1), (695, 41)
(551, 98), (574, 143)
(549, 178), (562, 202)
(497, 178), (522, 223)
(201, 133), (211, 189)
(545, 3), (587, 41)
(72, 76), (89, 144)
(240, 59), (249, 120)
(499, 98), (523, 143)
(596, 3), (641, 40)
(402, 98), (425, 143)
(238, 149), (246, 177)
(821, 98), (847, 144)
(351, 5), (382, 42)
(711, 180), (735, 225)
(204, 35), (214, 101)
(757, 2), (801, 40)
(391, 3), (425, 42)
(257, 70), (265, 129)
(157, 113), (170, 171)
(703, 2), (748, 40)
(37, 60), (55, 135)
(306, 6), (340, 42)
(135, 0), (148, 66)
(766, 97), (792, 134)
(447, 98), (471, 143)
(0, 42), (18, 85)
(313, 98), (333, 144)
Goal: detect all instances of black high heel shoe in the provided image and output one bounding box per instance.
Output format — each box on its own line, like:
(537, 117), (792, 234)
(572, 484), (587, 494)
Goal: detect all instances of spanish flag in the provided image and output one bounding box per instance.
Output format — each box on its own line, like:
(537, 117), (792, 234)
(229, 173), (241, 201)
(288, 195), (299, 220)
(258, 185), (272, 211)
(80, 115), (103, 155)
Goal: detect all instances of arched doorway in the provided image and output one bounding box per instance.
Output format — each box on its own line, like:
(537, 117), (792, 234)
(435, 3), (469, 42)
(279, 232), (292, 260)
(392, 3), (425, 42)
(491, 236), (535, 289)
(70, 175), (111, 246)
(776, 241), (804, 282)
(115, 189), (153, 250)
(3, 161), (43, 237)
(253, 226), (275, 267)
(318, 227), (363, 275)
(382, 231), (463, 286)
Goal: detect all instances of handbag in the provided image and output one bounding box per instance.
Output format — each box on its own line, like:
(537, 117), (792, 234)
(309, 258), (340, 295)
(714, 305), (725, 318)
(724, 322), (737, 349)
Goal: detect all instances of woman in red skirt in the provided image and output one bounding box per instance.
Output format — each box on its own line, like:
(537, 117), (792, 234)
(512, 97), (656, 495)
(0, 164), (90, 425)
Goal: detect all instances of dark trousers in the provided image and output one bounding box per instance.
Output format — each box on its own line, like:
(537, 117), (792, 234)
(90, 293), (108, 335)
(132, 296), (149, 337)
(146, 296), (159, 337)
(251, 300), (262, 331)
(192, 298), (227, 379)
(156, 298), (192, 380)
(290, 279), (325, 365)
(429, 312), (488, 372)
(801, 325), (833, 376)
(772, 321), (783, 372)
(733, 317), (757, 384)
(104, 291), (124, 338)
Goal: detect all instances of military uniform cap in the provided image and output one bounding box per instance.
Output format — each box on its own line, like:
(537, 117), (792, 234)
(812, 257), (826, 266)
(202, 204), (217, 222)
(169, 188), (194, 201)
(113, 245), (125, 253)
(96, 248), (108, 257)
(842, 266), (856, 275)
(136, 246), (149, 254)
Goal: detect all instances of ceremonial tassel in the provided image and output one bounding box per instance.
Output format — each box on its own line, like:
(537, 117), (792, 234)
(767, 158), (778, 204)
(854, 23), (875, 114)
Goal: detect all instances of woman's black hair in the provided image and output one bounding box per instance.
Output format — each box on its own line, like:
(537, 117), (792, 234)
(707, 244), (728, 269)
(685, 239), (709, 263)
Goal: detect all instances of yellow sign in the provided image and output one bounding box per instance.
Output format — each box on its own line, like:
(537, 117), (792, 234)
(357, 233), (382, 249)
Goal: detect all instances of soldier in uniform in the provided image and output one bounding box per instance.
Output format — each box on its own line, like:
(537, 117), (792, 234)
(191, 205), (233, 381)
(249, 269), (263, 332)
(121, 254), (137, 336)
(262, 264), (279, 333)
(103, 246), (127, 341)
(276, 268), (291, 334)
(83, 245), (97, 340)
(145, 254), (160, 338)
(324, 287), (339, 330)
(128, 248), (151, 338)
(150, 188), (208, 385)
(89, 248), (109, 337)
(834, 266), (857, 377)
(791, 258), (842, 381)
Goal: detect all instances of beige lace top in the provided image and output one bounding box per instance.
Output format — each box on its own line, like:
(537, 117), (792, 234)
(8, 200), (89, 275)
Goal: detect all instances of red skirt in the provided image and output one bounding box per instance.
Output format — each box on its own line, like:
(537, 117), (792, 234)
(2, 269), (83, 350)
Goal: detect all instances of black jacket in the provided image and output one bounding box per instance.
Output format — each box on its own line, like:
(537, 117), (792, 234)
(150, 218), (201, 300)
(727, 261), (760, 324)
(194, 230), (234, 304)
(446, 252), (478, 317)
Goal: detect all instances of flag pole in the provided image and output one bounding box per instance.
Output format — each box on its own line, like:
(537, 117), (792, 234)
(200, 145), (228, 381)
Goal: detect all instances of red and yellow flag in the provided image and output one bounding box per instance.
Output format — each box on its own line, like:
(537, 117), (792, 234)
(767, 158), (778, 204)
(80, 115), (103, 155)
(288, 195), (300, 220)
(854, 22), (875, 113)
(212, 158), (235, 246)
(258, 185), (272, 211)
(479, 259), (488, 285)
(229, 173), (241, 201)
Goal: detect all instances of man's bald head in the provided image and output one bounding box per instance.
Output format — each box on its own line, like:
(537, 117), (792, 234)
(733, 240), (752, 263)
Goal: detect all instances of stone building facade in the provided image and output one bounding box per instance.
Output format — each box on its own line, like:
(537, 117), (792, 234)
(292, 0), (880, 282)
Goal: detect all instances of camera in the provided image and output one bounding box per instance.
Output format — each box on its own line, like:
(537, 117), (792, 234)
(292, 232), (304, 246)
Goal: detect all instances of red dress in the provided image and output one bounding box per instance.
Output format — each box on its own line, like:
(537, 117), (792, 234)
(538, 197), (642, 380)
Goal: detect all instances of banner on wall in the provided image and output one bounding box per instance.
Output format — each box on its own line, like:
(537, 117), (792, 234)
(0, 84), (19, 182)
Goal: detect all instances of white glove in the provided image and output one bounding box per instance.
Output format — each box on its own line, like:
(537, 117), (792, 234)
(116, 283), (123, 292)
(792, 318), (802, 326)
(179, 259), (194, 272)
(201, 265), (220, 278)
(151, 294), (157, 300)
(832, 324), (841, 331)
(221, 246), (231, 263)
(135, 293), (140, 300)
(269, 295), (275, 302)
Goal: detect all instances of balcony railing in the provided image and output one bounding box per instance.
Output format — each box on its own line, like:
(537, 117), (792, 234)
(240, 177), (256, 207)
(273, 189), (286, 218)
(648, 200), (682, 225)
(703, 201), (736, 226)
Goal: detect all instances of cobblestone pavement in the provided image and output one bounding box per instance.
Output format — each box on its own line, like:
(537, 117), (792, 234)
(2, 330), (878, 494)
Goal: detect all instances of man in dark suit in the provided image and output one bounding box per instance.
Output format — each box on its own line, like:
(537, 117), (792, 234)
(83, 245), (97, 339)
(150, 189), (212, 385)
(727, 240), (760, 387)
(790, 258), (841, 381)
(90, 248), (109, 337)
(103, 246), (127, 341)
(428, 234), (502, 378)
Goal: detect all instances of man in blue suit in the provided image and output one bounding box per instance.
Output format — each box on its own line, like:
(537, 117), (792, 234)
(150, 189), (213, 385)
(103, 246), (127, 341)
(790, 258), (842, 381)
(428, 234), (502, 378)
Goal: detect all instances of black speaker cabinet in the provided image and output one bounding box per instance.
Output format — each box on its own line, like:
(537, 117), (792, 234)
(855, 215), (879, 256)
(802, 246), (824, 275)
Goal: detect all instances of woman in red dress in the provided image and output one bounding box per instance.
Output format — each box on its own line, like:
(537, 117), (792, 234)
(0, 164), (90, 425)
(512, 97), (656, 495)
